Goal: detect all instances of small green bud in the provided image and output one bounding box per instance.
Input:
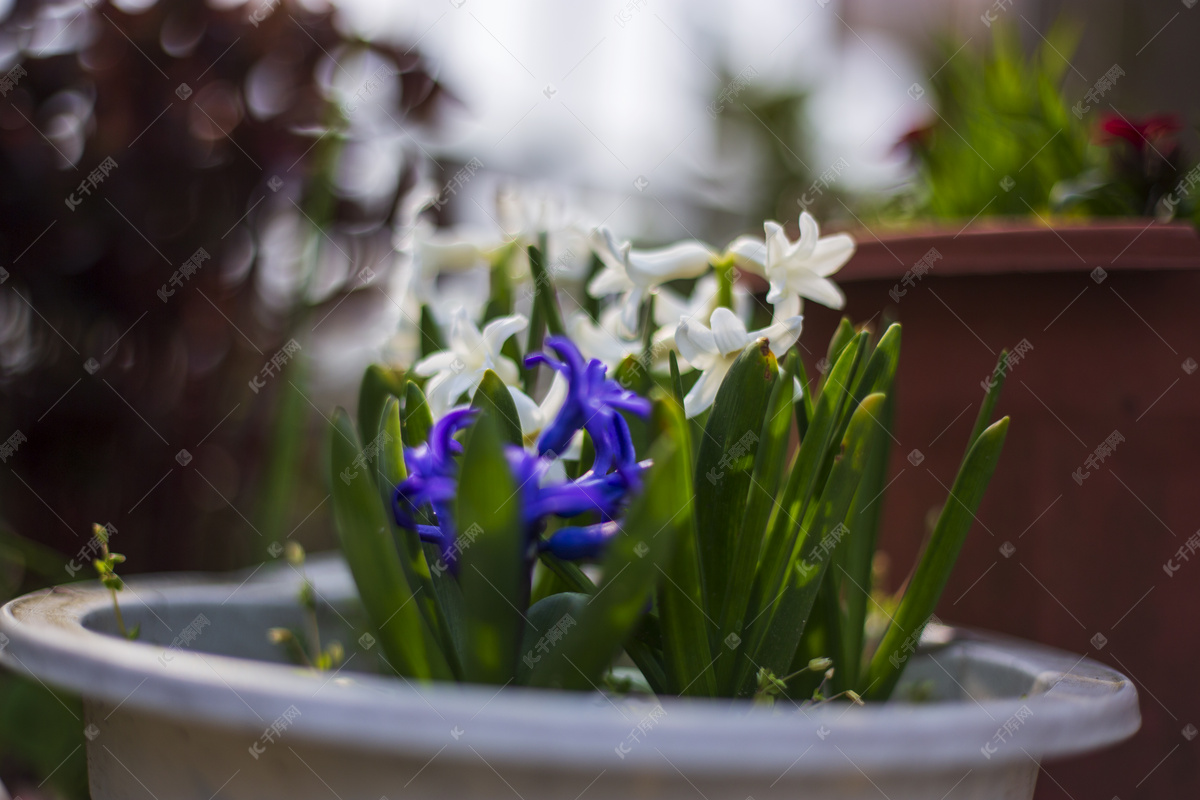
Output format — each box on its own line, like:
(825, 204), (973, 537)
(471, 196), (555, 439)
(298, 580), (315, 610)
(268, 628), (294, 644)
(285, 541), (305, 566)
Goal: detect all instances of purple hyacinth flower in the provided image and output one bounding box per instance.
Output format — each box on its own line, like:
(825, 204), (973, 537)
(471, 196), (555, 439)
(393, 406), (479, 569)
(540, 521), (621, 560)
(504, 446), (640, 527)
(525, 336), (650, 477)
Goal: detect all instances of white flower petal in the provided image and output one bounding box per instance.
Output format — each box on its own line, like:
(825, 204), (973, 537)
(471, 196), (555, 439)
(618, 286), (646, 337)
(675, 316), (715, 365)
(809, 234), (856, 277)
(424, 368), (476, 419)
(793, 274), (847, 310)
(725, 234), (767, 274)
(590, 226), (629, 274)
(587, 266), (633, 297)
(415, 233), (488, 273)
(448, 307), (484, 356)
(754, 314), (804, 357)
(492, 355), (522, 386)
(771, 292), (802, 322)
(412, 351), (461, 376)
(626, 240), (715, 285)
(541, 370), (569, 421)
(652, 284), (690, 327)
(709, 307), (750, 356)
(765, 275), (788, 305)
(508, 385), (541, 436)
(764, 220), (789, 267)
(795, 212), (820, 260)
(569, 309), (635, 367)
(481, 314), (528, 355)
(684, 359), (733, 418)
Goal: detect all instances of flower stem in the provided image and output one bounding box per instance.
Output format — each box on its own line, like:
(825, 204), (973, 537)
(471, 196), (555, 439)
(715, 262), (735, 310)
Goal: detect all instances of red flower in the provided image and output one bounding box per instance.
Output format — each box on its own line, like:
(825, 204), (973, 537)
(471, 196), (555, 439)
(1098, 113), (1181, 151)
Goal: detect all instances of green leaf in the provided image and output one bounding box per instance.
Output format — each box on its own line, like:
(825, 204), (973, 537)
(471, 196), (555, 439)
(377, 397), (459, 677)
(833, 393), (894, 692)
(530, 240), (564, 336)
(455, 411), (527, 685)
(793, 354), (813, 441)
(833, 324), (901, 691)
(734, 334), (866, 693)
(328, 408), (451, 681)
(653, 394), (715, 696)
(862, 416), (1010, 701)
(530, 431), (688, 691)
(402, 381), (434, 448)
(536, 550), (670, 694)
(517, 592), (589, 684)
(471, 369), (523, 446)
(357, 364), (405, 452)
(819, 317), (856, 393)
(525, 241), (564, 383)
(419, 304), (445, 358)
(969, 348), (1009, 449)
(739, 392), (888, 695)
(715, 350), (795, 690)
(693, 340), (778, 618)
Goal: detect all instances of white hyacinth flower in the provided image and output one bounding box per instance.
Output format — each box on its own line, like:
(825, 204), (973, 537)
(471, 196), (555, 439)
(726, 212), (854, 320)
(675, 307), (803, 418)
(412, 308), (527, 418)
(588, 226), (716, 336)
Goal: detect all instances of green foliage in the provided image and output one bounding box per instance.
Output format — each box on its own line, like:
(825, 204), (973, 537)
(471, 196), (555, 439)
(328, 235), (1009, 702)
(902, 22), (1091, 218)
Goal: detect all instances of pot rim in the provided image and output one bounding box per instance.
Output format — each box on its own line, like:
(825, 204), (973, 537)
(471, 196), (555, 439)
(0, 559), (1140, 776)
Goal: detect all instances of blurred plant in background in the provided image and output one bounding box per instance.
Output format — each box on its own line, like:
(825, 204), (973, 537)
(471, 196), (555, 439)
(709, 75), (823, 224)
(1055, 113), (1193, 219)
(0, 0), (449, 793)
(890, 20), (1198, 225)
(892, 21), (1091, 219)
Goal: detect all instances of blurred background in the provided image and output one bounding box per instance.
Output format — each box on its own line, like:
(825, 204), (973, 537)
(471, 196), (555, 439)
(0, 0), (1197, 796)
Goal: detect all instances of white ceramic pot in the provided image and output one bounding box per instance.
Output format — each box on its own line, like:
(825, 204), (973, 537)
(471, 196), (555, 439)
(0, 556), (1139, 800)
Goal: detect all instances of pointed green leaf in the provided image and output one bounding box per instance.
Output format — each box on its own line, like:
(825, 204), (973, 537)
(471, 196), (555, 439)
(863, 416), (1010, 701)
(402, 381), (434, 448)
(739, 392), (888, 695)
(653, 394), (715, 697)
(969, 348), (1009, 449)
(715, 351), (795, 690)
(833, 323), (900, 690)
(456, 411), (527, 685)
(529, 243), (565, 337)
(471, 369), (523, 446)
(734, 334), (866, 692)
(329, 408), (451, 681)
(419, 304), (445, 358)
(358, 364), (405, 452)
(693, 340), (778, 618)
(377, 397), (458, 676)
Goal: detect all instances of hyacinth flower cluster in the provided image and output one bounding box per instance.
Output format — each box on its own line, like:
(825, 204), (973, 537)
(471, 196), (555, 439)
(329, 196), (1011, 700)
(393, 336), (651, 574)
